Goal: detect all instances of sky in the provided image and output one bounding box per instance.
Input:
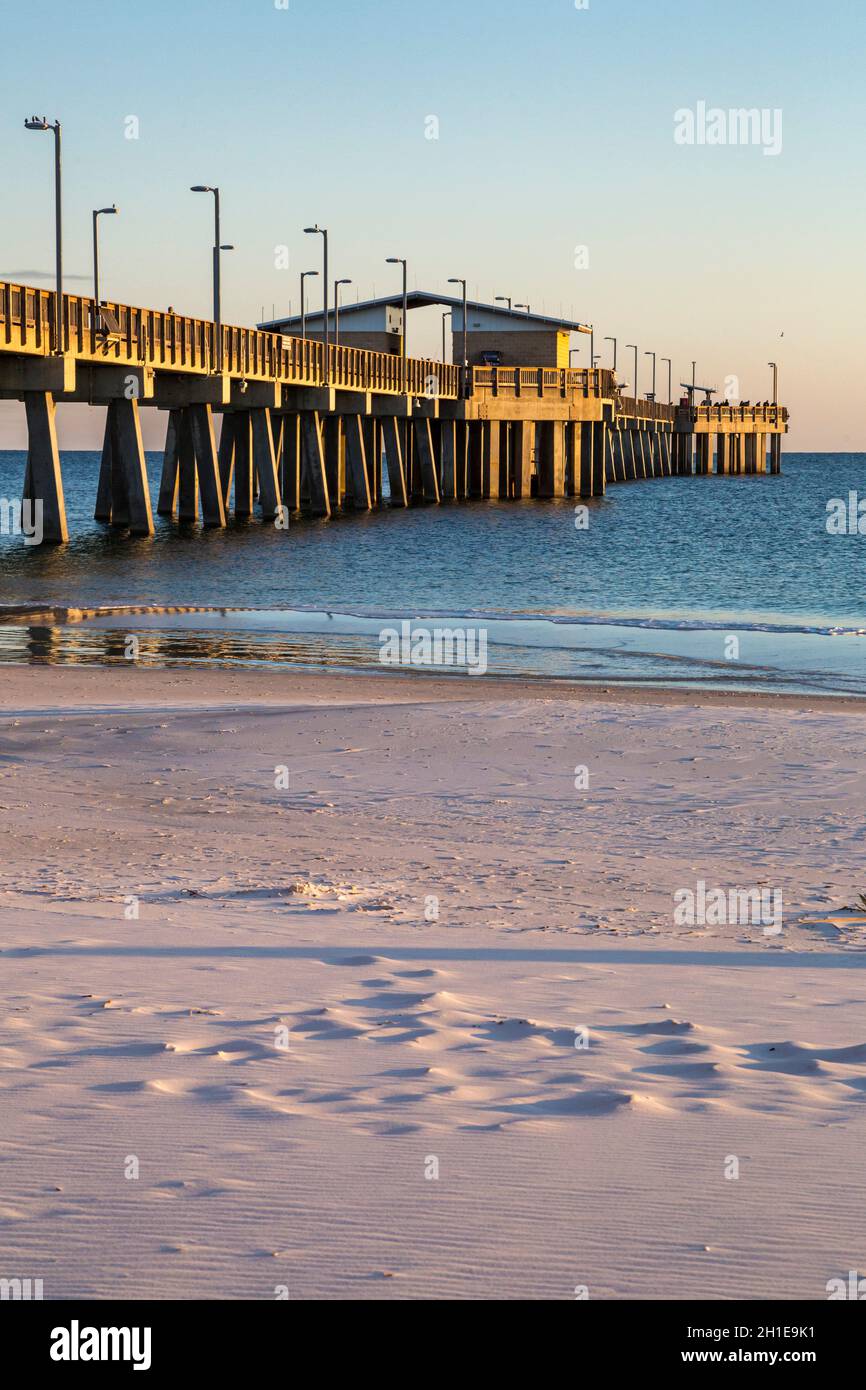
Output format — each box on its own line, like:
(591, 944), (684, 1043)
(0, 0), (863, 450)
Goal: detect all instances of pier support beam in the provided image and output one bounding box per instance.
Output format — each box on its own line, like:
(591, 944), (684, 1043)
(93, 397), (153, 535)
(22, 391), (68, 544)
(250, 408), (282, 520)
(344, 414), (373, 510)
(278, 413), (301, 512)
(413, 417), (441, 502)
(381, 417), (408, 507)
(324, 416), (344, 508)
(300, 411), (331, 517)
(156, 410), (180, 517)
(511, 420), (534, 498)
(769, 434), (782, 474)
(536, 420), (565, 498)
(188, 403), (226, 526)
(439, 419), (458, 499)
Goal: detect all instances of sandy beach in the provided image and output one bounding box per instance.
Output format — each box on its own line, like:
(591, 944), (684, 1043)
(2, 665), (865, 1300)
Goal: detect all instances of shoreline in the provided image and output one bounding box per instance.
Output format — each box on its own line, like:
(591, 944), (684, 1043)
(3, 659), (866, 714)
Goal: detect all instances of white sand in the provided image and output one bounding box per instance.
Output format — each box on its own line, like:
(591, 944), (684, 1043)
(1, 666), (865, 1299)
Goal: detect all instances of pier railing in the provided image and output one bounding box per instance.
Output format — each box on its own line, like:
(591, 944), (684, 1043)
(0, 280), (461, 399)
(617, 396), (677, 422)
(471, 366), (618, 398)
(680, 402), (790, 425)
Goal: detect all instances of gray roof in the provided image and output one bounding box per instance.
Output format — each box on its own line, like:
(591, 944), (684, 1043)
(259, 291), (591, 334)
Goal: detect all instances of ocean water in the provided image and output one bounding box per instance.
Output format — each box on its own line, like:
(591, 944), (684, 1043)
(0, 450), (864, 693)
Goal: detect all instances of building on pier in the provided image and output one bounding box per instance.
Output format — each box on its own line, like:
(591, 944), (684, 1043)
(260, 293), (591, 370)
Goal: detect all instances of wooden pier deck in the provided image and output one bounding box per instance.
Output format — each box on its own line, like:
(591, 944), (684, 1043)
(0, 280), (789, 543)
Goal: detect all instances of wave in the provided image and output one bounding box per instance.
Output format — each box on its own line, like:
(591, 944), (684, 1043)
(2, 601), (864, 640)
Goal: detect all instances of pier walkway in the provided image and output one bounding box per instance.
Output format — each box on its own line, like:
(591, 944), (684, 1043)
(0, 280), (789, 543)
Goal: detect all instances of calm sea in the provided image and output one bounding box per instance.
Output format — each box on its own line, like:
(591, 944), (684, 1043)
(1, 450), (864, 694)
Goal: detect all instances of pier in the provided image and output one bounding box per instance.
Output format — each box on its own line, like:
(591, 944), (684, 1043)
(0, 279), (789, 544)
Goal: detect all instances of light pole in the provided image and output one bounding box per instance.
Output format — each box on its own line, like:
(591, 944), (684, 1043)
(442, 310), (452, 362)
(495, 295), (512, 311)
(644, 350), (657, 400)
(334, 278), (352, 347)
(300, 269), (318, 339)
(691, 360), (696, 389)
(92, 204), (118, 331)
(190, 185), (222, 324)
(448, 277), (468, 397)
(515, 303), (530, 314)
(190, 186), (233, 369)
(386, 256), (408, 381)
(25, 116), (63, 353)
(627, 344), (638, 401)
(768, 361), (778, 404)
(304, 225), (329, 380)
(569, 347), (581, 367)
(605, 336), (617, 370)
(661, 357), (672, 404)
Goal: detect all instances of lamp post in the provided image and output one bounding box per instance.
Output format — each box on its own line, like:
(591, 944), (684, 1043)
(334, 278), (352, 347)
(190, 186), (233, 369)
(442, 310), (452, 362)
(92, 204), (118, 331)
(386, 256), (408, 382)
(190, 185), (222, 324)
(604, 336), (617, 370)
(691, 360), (696, 389)
(448, 277), (468, 398)
(626, 344), (638, 401)
(304, 225), (329, 380)
(644, 350), (657, 400)
(25, 116), (63, 353)
(768, 360), (778, 404)
(515, 303), (530, 314)
(300, 269), (318, 339)
(569, 347), (581, 367)
(495, 295), (512, 311)
(661, 357), (672, 404)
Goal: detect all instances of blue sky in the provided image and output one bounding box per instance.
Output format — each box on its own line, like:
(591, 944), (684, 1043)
(1, 0), (863, 448)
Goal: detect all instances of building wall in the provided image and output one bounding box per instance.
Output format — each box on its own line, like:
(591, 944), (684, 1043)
(301, 330), (402, 356)
(456, 330), (571, 370)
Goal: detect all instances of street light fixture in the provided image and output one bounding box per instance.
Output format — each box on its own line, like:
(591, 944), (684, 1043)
(661, 357), (672, 404)
(386, 256), (408, 381)
(768, 361), (778, 404)
(92, 204), (118, 333)
(448, 277), (468, 398)
(334, 278), (352, 347)
(25, 116), (63, 353)
(569, 347), (581, 367)
(626, 344), (638, 401)
(495, 295), (513, 311)
(515, 303), (530, 313)
(442, 309), (452, 363)
(190, 185), (231, 369)
(604, 336), (617, 370)
(304, 225), (329, 380)
(300, 270), (318, 340)
(644, 350), (657, 401)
